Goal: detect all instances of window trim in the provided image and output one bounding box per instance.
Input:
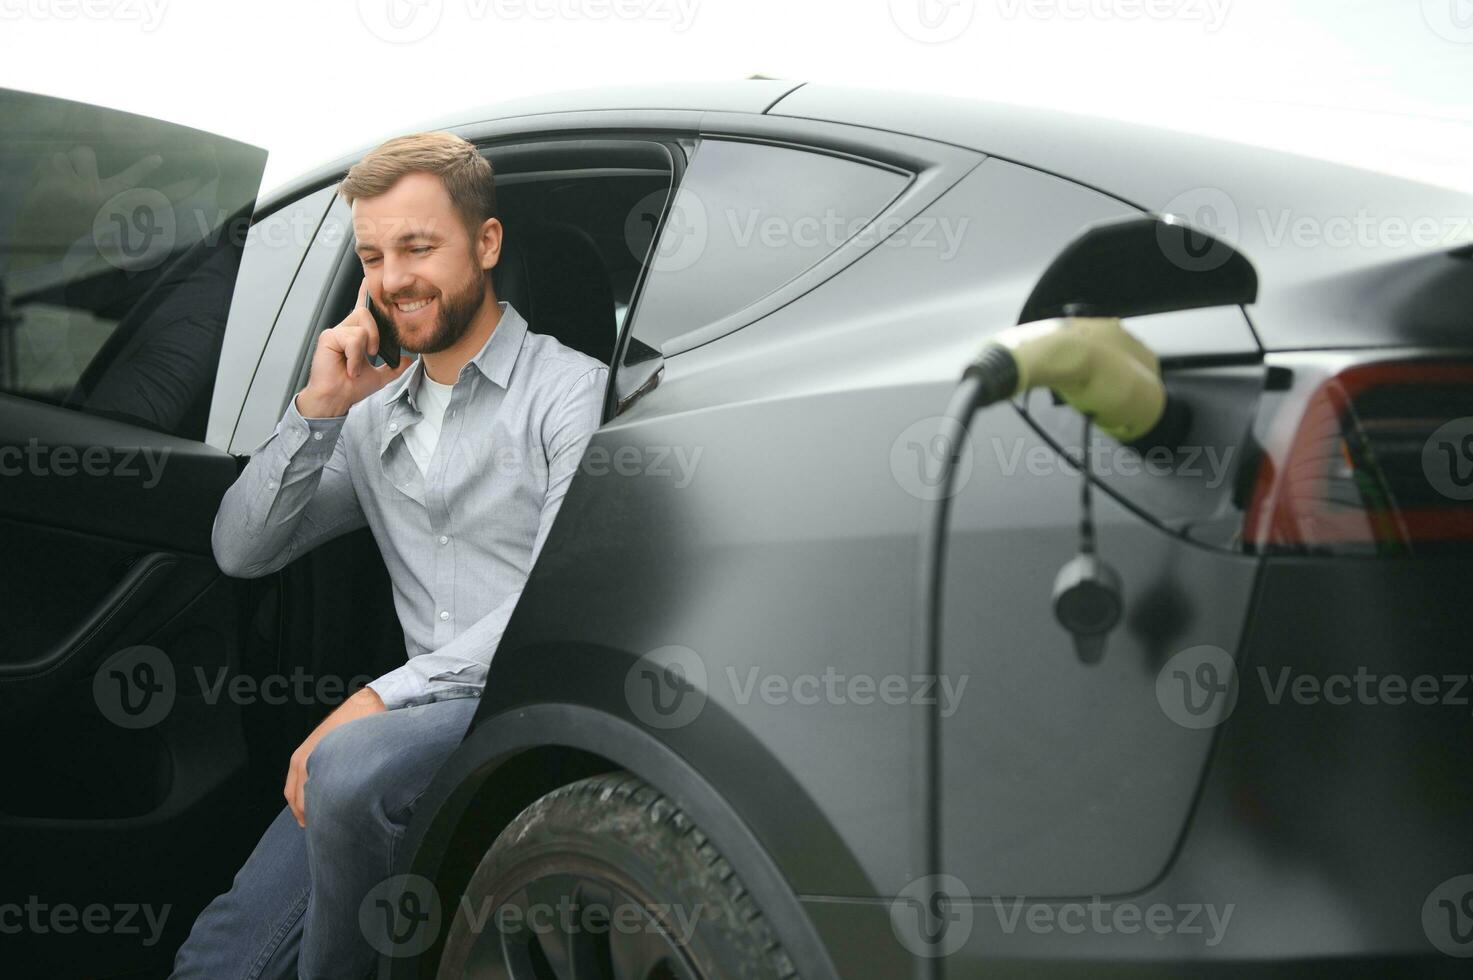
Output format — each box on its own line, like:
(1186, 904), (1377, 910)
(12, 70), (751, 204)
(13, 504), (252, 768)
(207, 183), (336, 451)
(233, 132), (685, 448)
(645, 116), (983, 359)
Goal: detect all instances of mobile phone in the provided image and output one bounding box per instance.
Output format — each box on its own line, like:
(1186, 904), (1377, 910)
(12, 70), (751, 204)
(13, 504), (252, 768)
(364, 292), (402, 368)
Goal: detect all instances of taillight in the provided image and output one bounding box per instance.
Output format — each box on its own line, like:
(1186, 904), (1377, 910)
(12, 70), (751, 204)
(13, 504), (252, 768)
(1244, 355), (1473, 556)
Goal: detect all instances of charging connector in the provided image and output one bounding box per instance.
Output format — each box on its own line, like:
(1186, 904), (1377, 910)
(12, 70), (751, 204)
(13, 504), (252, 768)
(909, 315), (1171, 963)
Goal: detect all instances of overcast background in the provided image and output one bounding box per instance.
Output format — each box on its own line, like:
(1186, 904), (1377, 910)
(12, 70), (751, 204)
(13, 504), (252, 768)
(1, 0), (1471, 197)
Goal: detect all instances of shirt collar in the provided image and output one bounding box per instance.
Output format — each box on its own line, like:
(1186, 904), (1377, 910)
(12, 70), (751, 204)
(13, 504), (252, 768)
(381, 300), (529, 410)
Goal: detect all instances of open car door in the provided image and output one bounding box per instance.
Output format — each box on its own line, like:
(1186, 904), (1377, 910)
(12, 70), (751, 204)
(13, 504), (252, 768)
(0, 87), (274, 977)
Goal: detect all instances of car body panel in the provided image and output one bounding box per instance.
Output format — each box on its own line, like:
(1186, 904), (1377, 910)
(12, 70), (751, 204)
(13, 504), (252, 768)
(769, 84), (1473, 352)
(419, 154), (1262, 911)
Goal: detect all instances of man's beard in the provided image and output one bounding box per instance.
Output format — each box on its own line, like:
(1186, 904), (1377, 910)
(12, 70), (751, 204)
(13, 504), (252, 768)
(391, 266), (487, 355)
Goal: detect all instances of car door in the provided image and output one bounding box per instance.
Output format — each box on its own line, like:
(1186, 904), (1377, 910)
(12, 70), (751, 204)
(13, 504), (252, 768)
(0, 87), (311, 977)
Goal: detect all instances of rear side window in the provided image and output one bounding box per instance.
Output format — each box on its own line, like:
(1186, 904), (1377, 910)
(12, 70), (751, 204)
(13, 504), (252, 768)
(0, 88), (265, 439)
(626, 139), (908, 355)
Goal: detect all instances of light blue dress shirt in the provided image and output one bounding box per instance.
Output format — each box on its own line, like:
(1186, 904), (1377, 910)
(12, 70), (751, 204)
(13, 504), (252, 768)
(211, 301), (607, 708)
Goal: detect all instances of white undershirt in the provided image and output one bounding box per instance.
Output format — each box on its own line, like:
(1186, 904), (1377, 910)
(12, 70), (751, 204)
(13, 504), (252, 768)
(403, 373), (455, 476)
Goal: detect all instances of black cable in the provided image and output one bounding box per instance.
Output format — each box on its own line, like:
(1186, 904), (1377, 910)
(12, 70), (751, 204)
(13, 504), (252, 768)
(910, 346), (1017, 980)
(1079, 415), (1095, 556)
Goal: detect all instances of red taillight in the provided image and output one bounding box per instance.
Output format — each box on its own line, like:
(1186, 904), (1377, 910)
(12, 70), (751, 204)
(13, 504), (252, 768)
(1244, 357), (1473, 556)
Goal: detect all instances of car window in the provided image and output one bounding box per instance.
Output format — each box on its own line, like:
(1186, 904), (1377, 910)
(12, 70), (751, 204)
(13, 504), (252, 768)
(624, 138), (909, 356)
(0, 88), (266, 439)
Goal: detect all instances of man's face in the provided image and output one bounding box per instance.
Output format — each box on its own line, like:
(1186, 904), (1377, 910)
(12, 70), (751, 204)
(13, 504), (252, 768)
(351, 172), (498, 354)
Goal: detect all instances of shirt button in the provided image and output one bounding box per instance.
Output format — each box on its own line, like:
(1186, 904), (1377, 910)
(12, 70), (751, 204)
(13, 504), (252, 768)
(438, 535), (449, 545)
(267, 481), (277, 491)
(439, 610), (450, 621)
(388, 422), (399, 432)
(313, 431), (323, 441)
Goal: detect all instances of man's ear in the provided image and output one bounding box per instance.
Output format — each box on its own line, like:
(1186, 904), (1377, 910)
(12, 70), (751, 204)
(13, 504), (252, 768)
(476, 217), (503, 272)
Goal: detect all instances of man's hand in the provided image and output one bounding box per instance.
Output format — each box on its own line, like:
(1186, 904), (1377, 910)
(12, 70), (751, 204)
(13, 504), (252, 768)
(284, 685), (386, 827)
(296, 279), (411, 419)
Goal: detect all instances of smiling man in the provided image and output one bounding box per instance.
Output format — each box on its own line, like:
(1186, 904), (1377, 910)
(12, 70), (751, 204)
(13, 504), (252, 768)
(171, 132), (608, 979)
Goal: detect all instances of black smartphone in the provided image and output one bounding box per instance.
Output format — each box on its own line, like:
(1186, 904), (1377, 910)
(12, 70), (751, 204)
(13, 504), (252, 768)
(364, 292), (402, 368)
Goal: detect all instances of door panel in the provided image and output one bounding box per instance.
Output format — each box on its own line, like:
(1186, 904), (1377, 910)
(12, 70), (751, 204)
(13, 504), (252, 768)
(0, 87), (272, 977)
(0, 393), (239, 553)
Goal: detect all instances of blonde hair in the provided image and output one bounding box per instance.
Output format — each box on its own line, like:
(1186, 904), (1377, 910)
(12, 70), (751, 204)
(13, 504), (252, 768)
(340, 131), (497, 240)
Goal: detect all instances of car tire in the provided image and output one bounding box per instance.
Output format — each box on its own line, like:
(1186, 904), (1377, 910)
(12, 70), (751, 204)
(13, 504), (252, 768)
(435, 771), (799, 980)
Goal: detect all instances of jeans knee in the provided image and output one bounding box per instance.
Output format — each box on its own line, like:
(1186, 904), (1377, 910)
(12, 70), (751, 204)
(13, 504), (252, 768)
(304, 721), (389, 832)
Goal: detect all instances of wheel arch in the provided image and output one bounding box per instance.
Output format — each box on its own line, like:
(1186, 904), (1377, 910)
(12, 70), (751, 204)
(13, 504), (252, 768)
(388, 695), (848, 980)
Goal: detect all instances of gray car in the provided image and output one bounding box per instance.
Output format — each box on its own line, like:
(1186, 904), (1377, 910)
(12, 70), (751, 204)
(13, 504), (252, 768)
(3, 79), (1472, 979)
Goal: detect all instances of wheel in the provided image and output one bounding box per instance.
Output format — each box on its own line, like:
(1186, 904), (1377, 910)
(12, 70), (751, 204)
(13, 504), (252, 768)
(435, 772), (798, 980)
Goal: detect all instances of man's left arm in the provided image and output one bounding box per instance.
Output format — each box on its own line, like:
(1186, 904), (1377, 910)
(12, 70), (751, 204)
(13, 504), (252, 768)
(367, 364), (608, 710)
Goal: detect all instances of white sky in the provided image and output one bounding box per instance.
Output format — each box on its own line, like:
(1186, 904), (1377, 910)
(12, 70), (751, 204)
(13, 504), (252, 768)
(2, 0), (1471, 197)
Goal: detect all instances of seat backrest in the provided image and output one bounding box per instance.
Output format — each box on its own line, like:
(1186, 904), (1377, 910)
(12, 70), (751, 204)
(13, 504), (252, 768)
(492, 221), (616, 365)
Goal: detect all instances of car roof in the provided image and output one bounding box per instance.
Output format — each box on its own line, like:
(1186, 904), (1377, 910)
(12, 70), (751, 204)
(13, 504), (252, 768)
(263, 81), (1473, 349)
(269, 78), (1470, 231)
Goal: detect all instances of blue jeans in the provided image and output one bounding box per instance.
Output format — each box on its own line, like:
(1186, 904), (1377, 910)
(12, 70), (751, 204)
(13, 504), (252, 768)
(170, 696), (479, 980)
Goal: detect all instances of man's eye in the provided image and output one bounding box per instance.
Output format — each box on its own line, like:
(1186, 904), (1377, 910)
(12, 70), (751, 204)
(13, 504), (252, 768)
(411, 246), (433, 255)
(361, 256), (381, 266)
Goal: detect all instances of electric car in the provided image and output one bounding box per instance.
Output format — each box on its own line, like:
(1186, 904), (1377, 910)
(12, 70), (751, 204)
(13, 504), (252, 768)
(3, 80), (1472, 979)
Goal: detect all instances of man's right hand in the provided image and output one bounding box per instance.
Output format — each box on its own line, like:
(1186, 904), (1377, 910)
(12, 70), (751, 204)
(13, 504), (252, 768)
(296, 279), (411, 418)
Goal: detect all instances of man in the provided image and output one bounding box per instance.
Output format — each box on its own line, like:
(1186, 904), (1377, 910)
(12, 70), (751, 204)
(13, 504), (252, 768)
(171, 132), (608, 978)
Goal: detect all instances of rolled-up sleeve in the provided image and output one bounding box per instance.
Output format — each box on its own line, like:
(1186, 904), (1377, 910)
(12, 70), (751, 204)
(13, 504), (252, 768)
(211, 396), (366, 578)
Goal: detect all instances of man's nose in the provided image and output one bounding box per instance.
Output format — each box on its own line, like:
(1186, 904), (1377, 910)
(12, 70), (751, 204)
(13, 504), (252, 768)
(381, 257), (416, 296)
